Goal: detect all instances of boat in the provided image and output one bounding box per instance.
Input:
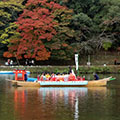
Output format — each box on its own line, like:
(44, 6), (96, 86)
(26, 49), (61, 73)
(0, 71), (30, 75)
(10, 80), (40, 87)
(86, 77), (113, 87)
(38, 77), (114, 87)
(9, 79), (88, 87)
(8, 77), (115, 87)
(8, 69), (115, 87)
(6, 69), (38, 87)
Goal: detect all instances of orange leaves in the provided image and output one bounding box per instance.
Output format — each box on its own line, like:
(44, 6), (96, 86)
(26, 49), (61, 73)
(38, 33), (54, 41)
(62, 43), (68, 47)
(3, 52), (14, 58)
(36, 50), (51, 60)
(38, 8), (49, 15)
(5, 0), (70, 60)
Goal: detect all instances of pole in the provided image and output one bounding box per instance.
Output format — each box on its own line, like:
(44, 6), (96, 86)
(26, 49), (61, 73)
(75, 54), (79, 76)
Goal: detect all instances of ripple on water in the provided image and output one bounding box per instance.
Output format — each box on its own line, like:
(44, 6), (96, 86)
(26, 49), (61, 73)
(0, 74), (120, 120)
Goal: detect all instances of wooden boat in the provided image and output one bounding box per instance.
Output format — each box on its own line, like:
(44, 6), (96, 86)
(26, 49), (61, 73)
(86, 77), (113, 87)
(8, 77), (115, 87)
(8, 80), (40, 87)
(9, 79), (88, 87)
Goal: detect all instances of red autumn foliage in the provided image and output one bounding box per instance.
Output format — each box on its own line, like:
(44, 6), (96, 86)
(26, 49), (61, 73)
(3, 52), (13, 58)
(4, 0), (66, 60)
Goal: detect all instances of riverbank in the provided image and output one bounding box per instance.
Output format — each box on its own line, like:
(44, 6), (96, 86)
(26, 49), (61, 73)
(0, 65), (120, 74)
(0, 51), (120, 66)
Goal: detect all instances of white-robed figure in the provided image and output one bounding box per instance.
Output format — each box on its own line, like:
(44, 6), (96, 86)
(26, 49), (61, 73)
(71, 69), (76, 78)
(10, 60), (13, 66)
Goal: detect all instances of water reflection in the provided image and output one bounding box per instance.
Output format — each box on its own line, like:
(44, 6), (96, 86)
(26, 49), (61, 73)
(39, 87), (88, 120)
(1, 74), (120, 120)
(1, 74), (115, 120)
(11, 87), (109, 120)
(12, 87), (88, 120)
(0, 75), (120, 120)
(38, 87), (87, 104)
(12, 87), (39, 120)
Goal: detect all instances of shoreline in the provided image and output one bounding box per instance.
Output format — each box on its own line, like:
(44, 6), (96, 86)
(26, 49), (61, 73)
(0, 65), (120, 74)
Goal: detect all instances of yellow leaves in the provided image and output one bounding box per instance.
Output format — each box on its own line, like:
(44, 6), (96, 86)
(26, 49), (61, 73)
(1, 33), (8, 39)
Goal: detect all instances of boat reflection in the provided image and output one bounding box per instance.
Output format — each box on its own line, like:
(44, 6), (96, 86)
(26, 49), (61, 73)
(38, 87), (88, 120)
(13, 87), (39, 119)
(88, 87), (107, 98)
(12, 87), (108, 120)
(13, 87), (88, 120)
(38, 87), (88, 105)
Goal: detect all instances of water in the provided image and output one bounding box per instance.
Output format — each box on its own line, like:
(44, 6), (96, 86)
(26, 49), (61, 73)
(0, 74), (120, 120)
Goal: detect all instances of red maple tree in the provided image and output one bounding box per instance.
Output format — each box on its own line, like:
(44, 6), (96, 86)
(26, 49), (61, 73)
(4, 0), (66, 60)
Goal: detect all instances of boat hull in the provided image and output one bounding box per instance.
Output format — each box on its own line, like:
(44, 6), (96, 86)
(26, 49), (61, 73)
(8, 77), (113, 87)
(86, 77), (111, 87)
(38, 81), (88, 87)
(38, 77), (112, 87)
(11, 80), (40, 87)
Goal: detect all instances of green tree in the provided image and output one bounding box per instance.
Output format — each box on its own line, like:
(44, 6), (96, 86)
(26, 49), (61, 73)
(99, 0), (120, 49)
(50, 8), (75, 60)
(66, 0), (120, 53)
(0, 0), (23, 57)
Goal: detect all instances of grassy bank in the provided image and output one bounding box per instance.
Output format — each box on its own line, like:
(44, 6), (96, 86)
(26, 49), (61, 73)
(0, 65), (120, 74)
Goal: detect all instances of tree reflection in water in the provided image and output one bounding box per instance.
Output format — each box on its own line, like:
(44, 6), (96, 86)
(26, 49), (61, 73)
(13, 87), (108, 120)
(13, 87), (88, 120)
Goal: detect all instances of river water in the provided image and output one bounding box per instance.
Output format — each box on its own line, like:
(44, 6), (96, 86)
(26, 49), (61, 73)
(0, 74), (120, 120)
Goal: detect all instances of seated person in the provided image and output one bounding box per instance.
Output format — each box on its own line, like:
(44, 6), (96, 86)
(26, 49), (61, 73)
(55, 73), (64, 81)
(40, 72), (47, 80)
(82, 76), (85, 80)
(68, 73), (76, 81)
(77, 76), (82, 81)
(37, 75), (40, 81)
(24, 73), (27, 81)
(50, 72), (56, 81)
(45, 72), (51, 80)
(93, 73), (99, 80)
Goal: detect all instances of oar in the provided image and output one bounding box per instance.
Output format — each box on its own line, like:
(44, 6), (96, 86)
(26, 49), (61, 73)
(110, 77), (116, 81)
